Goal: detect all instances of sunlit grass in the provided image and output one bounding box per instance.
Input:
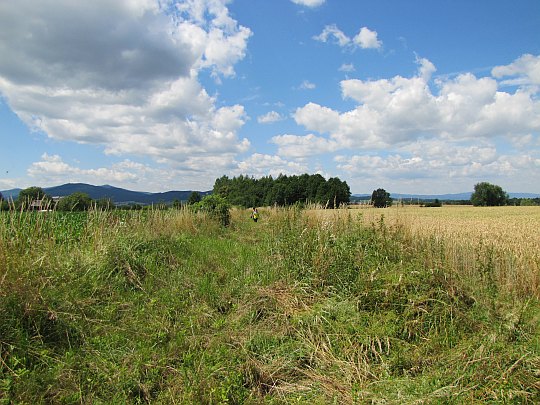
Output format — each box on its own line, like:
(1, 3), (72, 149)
(1, 206), (539, 403)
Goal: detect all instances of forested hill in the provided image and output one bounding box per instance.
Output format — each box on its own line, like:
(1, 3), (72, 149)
(212, 174), (351, 208)
(2, 183), (210, 205)
(45, 183), (213, 205)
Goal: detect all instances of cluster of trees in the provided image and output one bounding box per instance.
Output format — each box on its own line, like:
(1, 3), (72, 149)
(212, 174), (351, 208)
(513, 197), (540, 206)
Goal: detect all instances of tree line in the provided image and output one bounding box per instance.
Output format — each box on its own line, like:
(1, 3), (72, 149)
(212, 174), (351, 208)
(1, 180), (537, 212)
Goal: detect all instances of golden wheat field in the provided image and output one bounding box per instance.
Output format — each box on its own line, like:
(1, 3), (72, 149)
(359, 205), (540, 252)
(308, 205), (540, 297)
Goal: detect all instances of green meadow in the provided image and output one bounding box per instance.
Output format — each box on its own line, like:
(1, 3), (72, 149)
(1, 207), (539, 403)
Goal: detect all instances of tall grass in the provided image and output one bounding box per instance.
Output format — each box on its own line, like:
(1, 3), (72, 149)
(1, 206), (539, 403)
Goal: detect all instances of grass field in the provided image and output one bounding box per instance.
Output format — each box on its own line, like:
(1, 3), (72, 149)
(1, 206), (539, 403)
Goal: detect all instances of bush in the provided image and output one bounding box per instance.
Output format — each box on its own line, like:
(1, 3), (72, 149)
(94, 197), (114, 210)
(423, 199), (442, 207)
(187, 191), (202, 205)
(57, 192), (92, 211)
(193, 194), (231, 226)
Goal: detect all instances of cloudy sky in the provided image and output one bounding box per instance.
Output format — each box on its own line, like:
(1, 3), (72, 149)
(1, 0), (539, 194)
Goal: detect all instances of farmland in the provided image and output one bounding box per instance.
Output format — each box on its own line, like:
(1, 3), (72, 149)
(332, 205), (540, 297)
(1, 206), (539, 403)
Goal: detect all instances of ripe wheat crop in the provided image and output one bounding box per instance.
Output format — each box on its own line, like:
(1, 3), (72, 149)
(346, 205), (540, 298)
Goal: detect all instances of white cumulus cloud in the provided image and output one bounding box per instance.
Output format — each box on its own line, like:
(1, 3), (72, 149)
(0, 0), (252, 179)
(313, 25), (350, 47)
(271, 134), (339, 158)
(237, 154), (308, 177)
(258, 111), (285, 124)
(294, 102), (340, 134)
(295, 55), (540, 150)
(492, 54), (540, 86)
(26, 153), (240, 192)
(314, 25), (382, 50)
(353, 27), (382, 49)
(335, 138), (539, 195)
(28, 154), (138, 187)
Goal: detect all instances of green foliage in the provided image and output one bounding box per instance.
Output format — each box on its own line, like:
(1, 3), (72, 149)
(471, 182), (509, 206)
(186, 191), (201, 205)
(423, 199), (442, 207)
(0, 208), (538, 403)
(519, 198), (537, 206)
(94, 197), (114, 210)
(17, 186), (47, 202)
(16, 186), (51, 209)
(56, 192), (93, 211)
(371, 188), (392, 208)
(192, 194), (231, 226)
(213, 173), (351, 208)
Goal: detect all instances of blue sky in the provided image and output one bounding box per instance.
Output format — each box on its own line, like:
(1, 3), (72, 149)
(1, 0), (539, 194)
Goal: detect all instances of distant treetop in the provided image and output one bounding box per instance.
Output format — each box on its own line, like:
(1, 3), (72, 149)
(213, 174), (350, 208)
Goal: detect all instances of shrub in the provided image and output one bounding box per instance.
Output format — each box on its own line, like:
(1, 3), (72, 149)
(193, 194), (231, 226)
(187, 191), (202, 205)
(57, 192), (93, 211)
(423, 199), (442, 207)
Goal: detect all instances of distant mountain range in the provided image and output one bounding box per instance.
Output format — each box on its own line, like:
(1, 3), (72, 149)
(1, 183), (211, 205)
(353, 192), (540, 201)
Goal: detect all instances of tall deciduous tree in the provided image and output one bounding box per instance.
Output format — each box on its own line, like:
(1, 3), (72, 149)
(17, 186), (47, 203)
(17, 186), (50, 209)
(470, 182), (508, 206)
(371, 188), (392, 208)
